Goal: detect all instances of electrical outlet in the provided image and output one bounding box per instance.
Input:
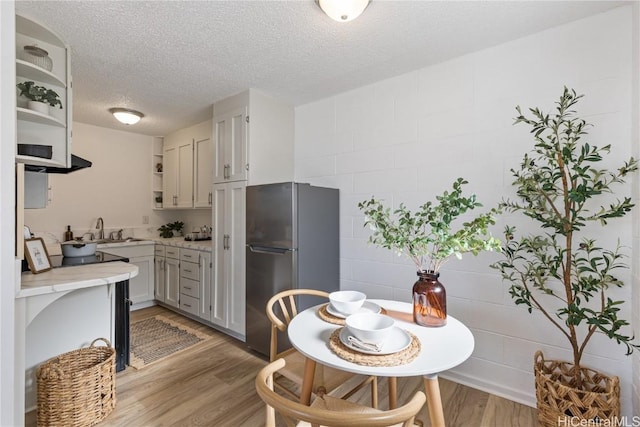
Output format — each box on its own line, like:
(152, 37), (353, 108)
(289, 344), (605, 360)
(142, 215), (149, 224)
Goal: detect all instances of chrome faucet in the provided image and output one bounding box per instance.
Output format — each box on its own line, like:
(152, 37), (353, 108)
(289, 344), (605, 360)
(96, 217), (104, 240)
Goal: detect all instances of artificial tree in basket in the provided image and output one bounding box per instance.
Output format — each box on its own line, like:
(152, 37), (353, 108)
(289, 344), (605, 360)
(358, 178), (501, 327)
(491, 87), (638, 422)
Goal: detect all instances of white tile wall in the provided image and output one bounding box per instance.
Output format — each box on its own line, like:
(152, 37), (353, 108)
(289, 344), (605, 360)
(295, 6), (638, 415)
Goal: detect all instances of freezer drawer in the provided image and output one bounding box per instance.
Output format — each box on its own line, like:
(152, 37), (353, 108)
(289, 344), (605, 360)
(245, 245), (295, 356)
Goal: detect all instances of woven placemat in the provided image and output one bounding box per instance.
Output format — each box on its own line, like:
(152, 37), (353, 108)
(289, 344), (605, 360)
(328, 327), (421, 367)
(317, 303), (387, 325)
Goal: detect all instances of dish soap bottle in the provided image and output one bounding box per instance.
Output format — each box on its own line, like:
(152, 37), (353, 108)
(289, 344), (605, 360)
(64, 225), (74, 241)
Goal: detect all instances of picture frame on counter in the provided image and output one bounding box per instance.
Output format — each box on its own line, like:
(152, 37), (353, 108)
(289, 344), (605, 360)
(24, 237), (52, 274)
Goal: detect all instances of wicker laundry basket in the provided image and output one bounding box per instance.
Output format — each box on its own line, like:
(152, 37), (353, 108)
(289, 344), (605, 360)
(534, 351), (619, 426)
(36, 338), (116, 427)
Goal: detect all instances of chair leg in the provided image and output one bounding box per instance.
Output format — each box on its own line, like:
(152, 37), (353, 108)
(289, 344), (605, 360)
(371, 376), (378, 408)
(388, 376), (397, 409)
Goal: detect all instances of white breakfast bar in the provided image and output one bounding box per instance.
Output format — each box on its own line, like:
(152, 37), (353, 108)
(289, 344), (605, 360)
(16, 262), (138, 423)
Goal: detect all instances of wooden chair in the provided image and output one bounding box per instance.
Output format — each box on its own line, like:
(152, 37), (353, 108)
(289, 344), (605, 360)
(256, 358), (426, 427)
(266, 289), (378, 407)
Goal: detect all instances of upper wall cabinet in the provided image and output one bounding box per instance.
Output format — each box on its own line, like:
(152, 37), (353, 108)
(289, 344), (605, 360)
(213, 89), (294, 186)
(193, 135), (213, 207)
(15, 15), (72, 168)
(161, 119), (212, 209)
(213, 108), (247, 183)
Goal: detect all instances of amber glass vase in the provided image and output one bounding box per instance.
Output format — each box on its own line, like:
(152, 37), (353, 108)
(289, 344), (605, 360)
(412, 271), (447, 327)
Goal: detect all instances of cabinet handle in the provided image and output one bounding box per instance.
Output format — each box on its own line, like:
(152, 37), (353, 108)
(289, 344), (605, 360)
(208, 192), (212, 205)
(183, 303), (192, 308)
(184, 286), (192, 290)
(183, 269), (192, 273)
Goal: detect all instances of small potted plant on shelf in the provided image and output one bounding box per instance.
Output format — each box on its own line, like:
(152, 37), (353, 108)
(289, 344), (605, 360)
(154, 195), (163, 208)
(491, 87), (638, 424)
(358, 178), (501, 327)
(16, 81), (63, 114)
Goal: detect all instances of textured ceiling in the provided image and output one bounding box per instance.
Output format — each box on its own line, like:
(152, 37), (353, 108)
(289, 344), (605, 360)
(15, 0), (627, 136)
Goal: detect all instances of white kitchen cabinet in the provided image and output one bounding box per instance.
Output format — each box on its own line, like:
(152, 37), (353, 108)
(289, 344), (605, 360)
(212, 89), (294, 186)
(100, 243), (155, 310)
(212, 181), (246, 336)
(213, 107), (247, 183)
(193, 136), (213, 208)
(161, 119), (212, 209)
(15, 15), (72, 169)
(179, 248), (212, 321)
(164, 246), (180, 307)
(154, 245), (166, 302)
(163, 140), (193, 209)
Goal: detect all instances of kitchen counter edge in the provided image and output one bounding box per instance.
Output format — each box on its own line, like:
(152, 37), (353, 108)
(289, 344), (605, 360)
(18, 261), (139, 299)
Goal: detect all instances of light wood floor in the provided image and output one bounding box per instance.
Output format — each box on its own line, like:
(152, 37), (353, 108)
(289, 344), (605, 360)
(27, 305), (537, 426)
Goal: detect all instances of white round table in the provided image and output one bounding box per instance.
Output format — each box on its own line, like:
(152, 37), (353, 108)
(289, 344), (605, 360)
(287, 299), (474, 427)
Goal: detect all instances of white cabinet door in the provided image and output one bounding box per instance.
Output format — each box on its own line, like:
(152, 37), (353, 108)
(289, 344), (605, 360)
(212, 185), (228, 328)
(165, 257), (180, 307)
(100, 245), (155, 308)
(154, 257), (165, 302)
(212, 181), (246, 334)
(176, 140), (194, 208)
(198, 251), (212, 321)
(163, 140), (193, 208)
(227, 182), (246, 335)
(193, 136), (213, 208)
(128, 256), (153, 306)
(213, 107), (247, 184)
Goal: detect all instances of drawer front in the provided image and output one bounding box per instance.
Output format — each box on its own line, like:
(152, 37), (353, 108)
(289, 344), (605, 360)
(179, 294), (199, 316)
(165, 247), (180, 259)
(180, 277), (199, 298)
(180, 248), (199, 263)
(180, 261), (199, 281)
(155, 245), (165, 257)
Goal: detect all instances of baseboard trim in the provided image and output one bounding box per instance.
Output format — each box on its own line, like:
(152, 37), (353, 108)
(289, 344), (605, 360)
(440, 370), (537, 409)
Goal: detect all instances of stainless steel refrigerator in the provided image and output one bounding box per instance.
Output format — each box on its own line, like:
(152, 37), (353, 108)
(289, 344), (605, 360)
(245, 182), (339, 357)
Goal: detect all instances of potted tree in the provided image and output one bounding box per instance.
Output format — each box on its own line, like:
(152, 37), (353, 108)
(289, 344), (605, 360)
(16, 81), (63, 114)
(491, 88), (638, 424)
(358, 178), (501, 326)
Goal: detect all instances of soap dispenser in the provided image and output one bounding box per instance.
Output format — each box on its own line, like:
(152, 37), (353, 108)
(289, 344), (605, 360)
(64, 225), (74, 241)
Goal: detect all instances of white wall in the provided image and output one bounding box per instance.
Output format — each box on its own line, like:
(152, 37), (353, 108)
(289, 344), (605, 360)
(295, 6), (637, 415)
(24, 122), (169, 241)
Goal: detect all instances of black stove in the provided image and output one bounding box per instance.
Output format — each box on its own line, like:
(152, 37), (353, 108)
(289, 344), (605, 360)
(50, 251), (129, 268)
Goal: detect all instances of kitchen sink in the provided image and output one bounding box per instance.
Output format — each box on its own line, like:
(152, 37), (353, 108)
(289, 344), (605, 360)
(95, 238), (148, 244)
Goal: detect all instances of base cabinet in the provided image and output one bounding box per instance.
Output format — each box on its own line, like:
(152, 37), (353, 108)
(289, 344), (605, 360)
(100, 243), (155, 309)
(156, 244), (213, 324)
(164, 247), (180, 307)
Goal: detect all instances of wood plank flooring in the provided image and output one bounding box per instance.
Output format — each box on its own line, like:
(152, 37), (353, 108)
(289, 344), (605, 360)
(26, 305), (537, 426)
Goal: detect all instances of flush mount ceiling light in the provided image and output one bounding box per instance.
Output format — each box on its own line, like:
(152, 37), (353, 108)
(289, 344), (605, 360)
(109, 108), (144, 125)
(317, 0), (371, 22)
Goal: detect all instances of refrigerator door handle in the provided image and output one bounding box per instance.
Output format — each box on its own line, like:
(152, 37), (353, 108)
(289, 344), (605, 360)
(247, 244), (295, 255)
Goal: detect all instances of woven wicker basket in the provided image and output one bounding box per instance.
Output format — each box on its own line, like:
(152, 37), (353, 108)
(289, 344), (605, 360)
(534, 350), (619, 426)
(36, 338), (116, 427)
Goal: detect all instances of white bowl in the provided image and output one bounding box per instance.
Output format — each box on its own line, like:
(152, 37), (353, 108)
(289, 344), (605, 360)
(329, 290), (366, 315)
(345, 313), (395, 345)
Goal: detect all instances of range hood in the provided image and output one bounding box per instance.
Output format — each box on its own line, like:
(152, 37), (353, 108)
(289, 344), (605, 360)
(25, 154), (92, 174)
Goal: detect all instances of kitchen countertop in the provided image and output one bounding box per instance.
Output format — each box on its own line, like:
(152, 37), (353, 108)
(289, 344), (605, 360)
(18, 261), (138, 298)
(96, 237), (212, 252)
